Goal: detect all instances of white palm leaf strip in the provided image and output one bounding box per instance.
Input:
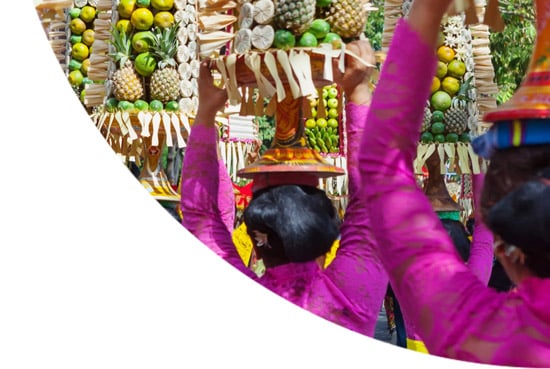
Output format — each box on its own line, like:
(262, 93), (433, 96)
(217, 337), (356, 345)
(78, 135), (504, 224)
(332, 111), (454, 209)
(276, 50), (301, 99)
(245, 52), (276, 98)
(444, 142), (456, 172)
(437, 144), (446, 175)
(122, 111), (139, 143)
(311, 43), (338, 81)
(152, 113), (162, 147)
(289, 49), (316, 98)
(179, 112), (191, 140)
(204, 0), (237, 11)
(225, 54), (243, 105)
(219, 141), (227, 169)
(264, 51), (286, 102)
(466, 144), (481, 174)
(197, 31), (234, 58)
(237, 141), (246, 172)
(170, 112), (187, 148)
(456, 143), (471, 174)
(198, 13), (237, 32)
(231, 141), (238, 181)
(114, 112), (129, 137)
(215, 57), (231, 94)
(139, 111), (153, 137)
(162, 112), (174, 148)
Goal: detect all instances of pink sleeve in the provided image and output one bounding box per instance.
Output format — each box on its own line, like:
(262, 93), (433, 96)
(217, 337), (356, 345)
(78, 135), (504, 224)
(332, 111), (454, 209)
(180, 124), (256, 277)
(466, 173), (494, 284)
(320, 102), (389, 336)
(358, 19), (498, 356)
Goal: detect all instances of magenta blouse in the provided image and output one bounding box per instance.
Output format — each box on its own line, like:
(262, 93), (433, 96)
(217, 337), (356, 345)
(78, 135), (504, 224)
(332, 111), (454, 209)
(359, 18), (550, 366)
(180, 100), (388, 337)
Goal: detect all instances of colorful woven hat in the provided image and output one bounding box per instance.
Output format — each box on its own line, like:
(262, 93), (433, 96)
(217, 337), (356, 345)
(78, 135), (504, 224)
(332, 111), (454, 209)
(237, 87), (345, 192)
(474, 0), (550, 158)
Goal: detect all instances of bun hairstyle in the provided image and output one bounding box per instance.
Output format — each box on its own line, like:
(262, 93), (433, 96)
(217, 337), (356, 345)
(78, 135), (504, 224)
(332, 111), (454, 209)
(487, 167), (550, 278)
(243, 185), (341, 263)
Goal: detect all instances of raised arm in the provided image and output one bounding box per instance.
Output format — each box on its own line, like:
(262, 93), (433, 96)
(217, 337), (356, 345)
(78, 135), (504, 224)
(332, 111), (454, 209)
(358, 0), (499, 357)
(180, 61), (255, 276)
(467, 172), (494, 284)
(318, 41), (388, 336)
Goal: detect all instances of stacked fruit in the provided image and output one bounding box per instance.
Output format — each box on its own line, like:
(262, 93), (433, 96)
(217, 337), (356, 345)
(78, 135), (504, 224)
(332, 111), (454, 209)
(304, 84), (342, 154)
(105, 0), (187, 113)
(229, 0), (371, 54)
(420, 15), (475, 145)
(67, 1), (98, 103)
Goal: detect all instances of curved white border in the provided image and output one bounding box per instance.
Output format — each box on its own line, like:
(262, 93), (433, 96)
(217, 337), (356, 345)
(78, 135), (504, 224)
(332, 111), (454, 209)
(0, 2), (504, 368)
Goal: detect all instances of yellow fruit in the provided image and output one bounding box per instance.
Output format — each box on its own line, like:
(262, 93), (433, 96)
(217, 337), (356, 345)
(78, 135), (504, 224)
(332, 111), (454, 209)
(153, 11), (175, 28)
(81, 29), (95, 46)
(68, 70), (84, 86)
(71, 42), (89, 61)
(150, 0), (174, 11)
(447, 59), (466, 78)
(81, 58), (91, 75)
(437, 45), (456, 64)
(79, 5), (96, 23)
(131, 8), (154, 30)
(436, 61), (447, 79)
(118, 0), (137, 18)
(431, 77), (441, 94)
(69, 18), (87, 35)
(116, 19), (133, 33)
(441, 76), (461, 96)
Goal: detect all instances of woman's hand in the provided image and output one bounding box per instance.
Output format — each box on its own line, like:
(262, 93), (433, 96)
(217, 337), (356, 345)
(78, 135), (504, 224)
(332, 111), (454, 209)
(332, 39), (375, 106)
(194, 60), (229, 126)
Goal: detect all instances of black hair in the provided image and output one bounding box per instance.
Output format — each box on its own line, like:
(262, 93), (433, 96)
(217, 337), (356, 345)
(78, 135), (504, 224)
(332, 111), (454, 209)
(243, 185), (341, 264)
(487, 166), (550, 278)
(440, 218), (471, 262)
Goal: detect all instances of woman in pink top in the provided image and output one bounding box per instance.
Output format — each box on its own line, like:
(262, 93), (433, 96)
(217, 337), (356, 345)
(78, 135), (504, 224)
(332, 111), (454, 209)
(180, 42), (388, 337)
(355, 0), (550, 366)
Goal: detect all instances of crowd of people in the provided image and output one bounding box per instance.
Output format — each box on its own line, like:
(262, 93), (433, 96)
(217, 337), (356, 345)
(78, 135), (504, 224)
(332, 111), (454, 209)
(179, 0), (550, 366)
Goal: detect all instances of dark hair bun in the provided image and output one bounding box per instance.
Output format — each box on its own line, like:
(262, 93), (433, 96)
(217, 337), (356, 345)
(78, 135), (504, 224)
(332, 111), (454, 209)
(487, 169), (550, 254)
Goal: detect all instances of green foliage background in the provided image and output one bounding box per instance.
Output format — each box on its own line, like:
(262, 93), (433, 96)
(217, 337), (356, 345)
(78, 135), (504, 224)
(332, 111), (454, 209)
(489, 0), (536, 104)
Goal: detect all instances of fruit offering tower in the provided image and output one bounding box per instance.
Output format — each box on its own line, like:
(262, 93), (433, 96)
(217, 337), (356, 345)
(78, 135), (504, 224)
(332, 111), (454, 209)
(194, 0), (378, 215)
(382, 0), (500, 220)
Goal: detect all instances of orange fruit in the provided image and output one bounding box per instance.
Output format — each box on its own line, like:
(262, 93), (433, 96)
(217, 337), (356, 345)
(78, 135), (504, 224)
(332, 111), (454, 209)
(153, 11), (175, 28)
(447, 59), (466, 78)
(436, 61), (448, 79)
(79, 5), (97, 23)
(81, 29), (95, 46)
(131, 8), (154, 30)
(80, 58), (91, 75)
(150, 0), (174, 11)
(441, 76), (461, 96)
(69, 18), (87, 35)
(431, 76), (441, 94)
(134, 52), (157, 76)
(116, 19), (133, 33)
(68, 70), (84, 86)
(437, 45), (456, 64)
(71, 42), (89, 61)
(118, 0), (136, 18)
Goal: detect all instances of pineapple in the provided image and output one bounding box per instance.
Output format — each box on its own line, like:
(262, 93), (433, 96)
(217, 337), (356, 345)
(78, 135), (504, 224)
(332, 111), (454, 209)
(109, 26), (144, 102)
(322, 0), (369, 39)
(444, 76), (474, 134)
(274, 0), (316, 35)
(149, 23), (182, 104)
(422, 104), (432, 133)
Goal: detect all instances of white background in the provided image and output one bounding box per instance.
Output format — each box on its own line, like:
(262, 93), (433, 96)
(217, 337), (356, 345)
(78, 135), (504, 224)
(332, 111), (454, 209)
(0, 1), (502, 368)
